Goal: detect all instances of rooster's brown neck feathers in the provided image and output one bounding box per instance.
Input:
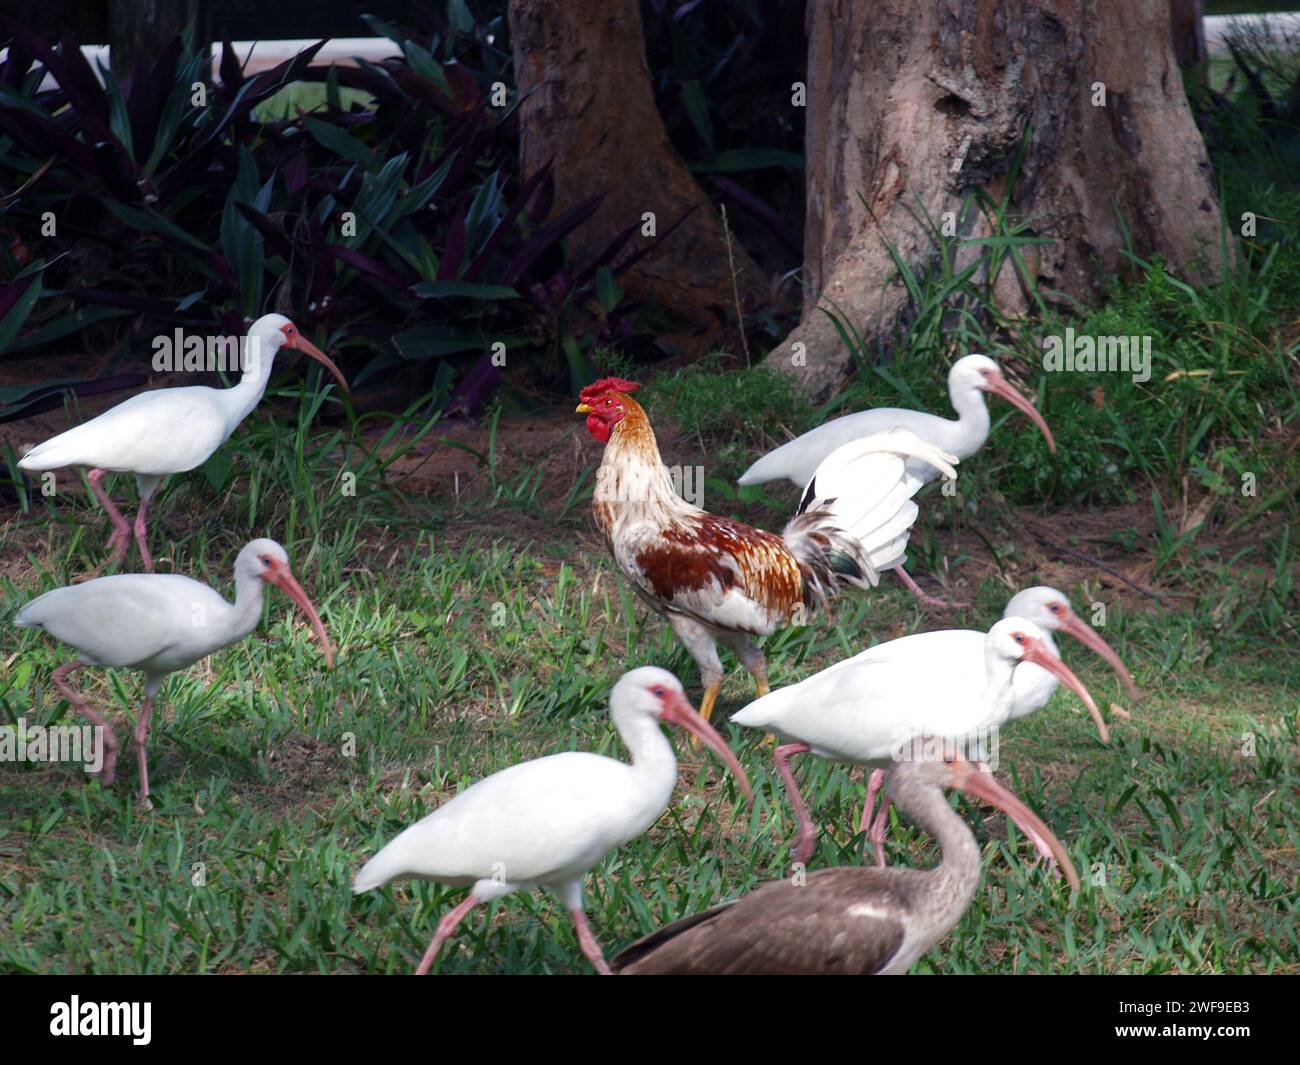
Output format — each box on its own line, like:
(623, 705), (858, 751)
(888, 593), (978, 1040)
(592, 397), (693, 539)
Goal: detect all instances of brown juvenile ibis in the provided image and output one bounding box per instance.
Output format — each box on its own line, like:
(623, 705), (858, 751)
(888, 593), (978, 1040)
(612, 754), (1079, 975)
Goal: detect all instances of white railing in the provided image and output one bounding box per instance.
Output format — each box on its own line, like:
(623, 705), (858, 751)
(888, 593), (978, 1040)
(4, 15), (1300, 94)
(1205, 12), (1300, 52)
(0, 37), (404, 91)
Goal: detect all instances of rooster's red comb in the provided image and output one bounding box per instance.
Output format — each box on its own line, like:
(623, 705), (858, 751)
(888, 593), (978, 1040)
(579, 377), (641, 402)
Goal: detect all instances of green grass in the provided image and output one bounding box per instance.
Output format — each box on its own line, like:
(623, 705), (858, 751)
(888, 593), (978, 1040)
(253, 82), (375, 122)
(1, 22), (1296, 976)
(0, 391), (1295, 974)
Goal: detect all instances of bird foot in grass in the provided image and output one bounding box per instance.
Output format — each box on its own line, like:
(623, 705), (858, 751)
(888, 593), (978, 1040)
(72, 562), (111, 585)
(90, 744), (120, 789)
(791, 831), (815, 867)
(894, 568), (969, 610)
(915, 592), (970, 611)
(73, 536), (129, 584)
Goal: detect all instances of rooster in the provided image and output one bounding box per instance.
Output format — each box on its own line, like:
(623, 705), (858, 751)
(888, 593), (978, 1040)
(576, 377), (957, 721)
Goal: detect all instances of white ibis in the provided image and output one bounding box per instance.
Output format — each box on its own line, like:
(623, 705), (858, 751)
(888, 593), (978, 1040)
(14, 538), (333, 808)
(737, 354), (1055, 607)
(998, 585), (1137, 716)
(612, 754), (1079, 974)
(730, 617), (1099, 866)
(856, 585), (1134, 864)
(18, 314), (348, 573)
(352, 667), (752, 975)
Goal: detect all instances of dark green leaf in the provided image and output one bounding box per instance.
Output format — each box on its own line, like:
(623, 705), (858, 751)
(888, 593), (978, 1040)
(411, 281), (519, 300)
(680, 79), (715, 155)
(303, 117), (377, 167)
(595, 267), (621, 314)
(688, 148), (803, 173)
(2, 306), (128, 355)
(0, 273), (42, 355)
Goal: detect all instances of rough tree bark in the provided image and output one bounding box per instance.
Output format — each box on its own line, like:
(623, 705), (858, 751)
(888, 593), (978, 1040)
(509, 0), (768, 351)
(109, 0), (201, 79)
(766, 0), (1229, 399)
(1169, 0), (1208, 81)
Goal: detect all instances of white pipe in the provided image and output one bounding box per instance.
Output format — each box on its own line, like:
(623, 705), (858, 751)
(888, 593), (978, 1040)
(210, 38), (402, 79)
(0, 37), (403, 92)
(4, 17), (1300, 94)
(1204, 13), (1300, 54)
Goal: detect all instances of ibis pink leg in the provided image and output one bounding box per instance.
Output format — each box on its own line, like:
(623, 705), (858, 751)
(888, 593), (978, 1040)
(859, 767), (884, 833)
(132, 499), (154, 573)
(51, 661), (120, 787)
(773, 742), (815, 865)
(893, 566), (970, 610)
(859, 767), (889, 865)
(86, 469), (131, 568)
(132, 696), (155, 809)
(415, 894), (481, 975)
(868, 796), (891, 867)
(570, 908), (612, 975)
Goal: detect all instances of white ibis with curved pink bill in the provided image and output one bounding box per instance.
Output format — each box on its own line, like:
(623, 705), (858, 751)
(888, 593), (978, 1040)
(738, 354), (1055, 607)
(17, 314), (348, 574)
(15, 538), (333, 808)
(352, 667), (752, 975)
(857, 585), (1134, 864)
(613, 754), (1079, 974)
(730, 617), (1101, 867)
(998, 585), (1137, 714)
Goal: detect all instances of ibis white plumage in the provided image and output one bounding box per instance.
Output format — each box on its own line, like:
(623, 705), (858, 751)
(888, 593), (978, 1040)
(730, 617), (1099, 865)
(996, 585), (1136, 718)
(17, 314), (348, 573)
(737, 354), (1055, 607)
(15, 538), (334, 807)
(853, 584), (1134, 864)
(352, 667), (752, 975)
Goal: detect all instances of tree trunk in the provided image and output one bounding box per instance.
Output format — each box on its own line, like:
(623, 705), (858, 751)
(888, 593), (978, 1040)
(509, 0), (768, 353)
(766, 0), (1229, 399)
(1169, 0), (1208, 82)
(109, 0), (201, 79)
(10, 2), (109, 41)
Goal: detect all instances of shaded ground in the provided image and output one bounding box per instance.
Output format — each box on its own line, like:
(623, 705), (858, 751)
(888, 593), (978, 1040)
(4, 393), (1286, 618)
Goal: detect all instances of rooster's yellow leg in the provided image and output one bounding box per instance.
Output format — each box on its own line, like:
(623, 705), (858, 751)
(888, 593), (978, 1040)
(753, 676), (777, 745)
(698, 682), (721, 724)
(743, 664), (774, 744)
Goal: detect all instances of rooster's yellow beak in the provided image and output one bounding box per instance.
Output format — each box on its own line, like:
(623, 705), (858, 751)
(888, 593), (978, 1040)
(575, 403), (592, 414)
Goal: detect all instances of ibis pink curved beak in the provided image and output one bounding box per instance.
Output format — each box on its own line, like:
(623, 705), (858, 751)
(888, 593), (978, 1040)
(952, 760), (1081, 891)
(1021, 636), (1107, 743)
(1059, 612), (1137, 699)
(984, 371), (1056, 454)
(661, 693), (753, 801)
(265, 562), (335, 668)
(285, 330), (350, 396)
